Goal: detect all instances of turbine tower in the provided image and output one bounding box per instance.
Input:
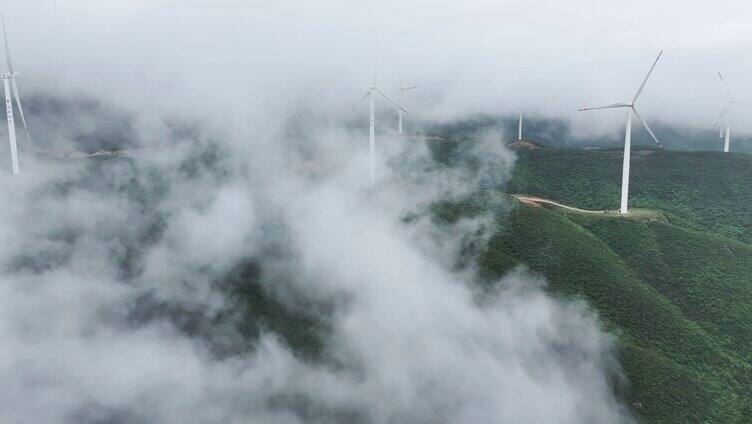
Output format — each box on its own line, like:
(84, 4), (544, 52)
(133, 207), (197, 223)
(1, 15), (31, 175)
(353, 65), (406, 187)
(397, 85), (417, 135)
(711, 72), (736, 153)
(580, 51), (664, 215)
(518, 112), (523, 141)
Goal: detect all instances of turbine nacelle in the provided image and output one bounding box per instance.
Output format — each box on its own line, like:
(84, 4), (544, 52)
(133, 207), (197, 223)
(353, 86), (407, 113)
(578, 49), (663, 150)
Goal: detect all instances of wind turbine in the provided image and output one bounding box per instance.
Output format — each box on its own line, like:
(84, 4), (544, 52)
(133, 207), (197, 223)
(353, 65), (406, 187)
(2, 15), (31, 175)
(397, 84), (417, 135)
(580, 51), (664, 215)
(517, 112), (523, 141)
(711, 72), (737, 153)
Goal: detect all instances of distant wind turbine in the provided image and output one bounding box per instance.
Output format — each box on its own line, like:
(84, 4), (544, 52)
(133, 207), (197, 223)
(580, 51), (664, 215)
(517, 112), (523, 141)
(711, 72), (737, 153)
(397, 84), (417, 135)
(1, 14), (31, 175)
(353, 64), (406, 187)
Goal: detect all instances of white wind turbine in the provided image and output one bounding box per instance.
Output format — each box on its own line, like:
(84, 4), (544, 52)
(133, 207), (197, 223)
(397, 84), (417, 135)
(517, 112), (523, 141)
(353, 64), (406, 187)
(580, 51), (664, 215)
(2, 15), (31, 175)
(711, 72), (737, 153)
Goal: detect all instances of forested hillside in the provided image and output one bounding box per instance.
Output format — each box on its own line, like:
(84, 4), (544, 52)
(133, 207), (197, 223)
(424, 147), (752, 422)
(508, 149), (752, 243)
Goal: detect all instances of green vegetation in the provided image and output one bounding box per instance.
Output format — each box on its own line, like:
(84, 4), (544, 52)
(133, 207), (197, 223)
(215, 144), (752, 422)
(219, 259), (329, 360)
(433, 192), (752, 422)
(508, 149), (752, 243)
(427, 147), (752, 422)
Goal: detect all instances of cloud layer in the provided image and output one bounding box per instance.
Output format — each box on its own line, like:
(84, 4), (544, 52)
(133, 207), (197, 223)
(0, 1), (685, 422)
(0, 106), (632, 422)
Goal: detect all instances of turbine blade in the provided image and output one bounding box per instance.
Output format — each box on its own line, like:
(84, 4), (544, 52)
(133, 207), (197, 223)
(711, 104), (731, 129)
(352, 89), (371, 112)
(1, 14), (14, 74)
(374, 87), (407, 113)
(11, 79), (30, 143)
(579, 102), (629, 111)
(400, 86), (418, 93)
(632, 107), (663, 149)
(632, 50), (663, 103)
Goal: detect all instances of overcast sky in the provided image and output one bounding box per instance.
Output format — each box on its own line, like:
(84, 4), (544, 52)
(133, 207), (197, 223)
(4, 0), (752, 134)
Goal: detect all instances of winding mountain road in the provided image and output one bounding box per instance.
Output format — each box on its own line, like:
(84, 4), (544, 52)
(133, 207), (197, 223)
(513, 195), (609, 214)
(513, 195), (663, 221)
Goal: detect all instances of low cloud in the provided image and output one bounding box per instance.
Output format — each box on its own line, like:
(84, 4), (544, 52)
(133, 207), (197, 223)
(0, 109), (630, 422)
